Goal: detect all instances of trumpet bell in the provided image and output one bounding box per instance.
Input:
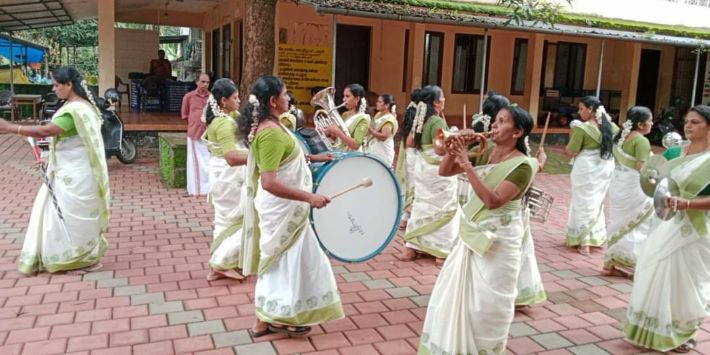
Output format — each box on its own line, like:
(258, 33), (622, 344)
(433, 128), (488, 157)
(639, 155), (670, 197)
(653, 177), (680, 221)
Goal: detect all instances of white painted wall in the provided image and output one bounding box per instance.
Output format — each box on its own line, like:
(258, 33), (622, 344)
(115, 28), (160, 82)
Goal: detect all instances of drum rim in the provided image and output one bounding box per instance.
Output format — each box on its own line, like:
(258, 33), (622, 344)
(294, 131), (313, 155)
(310, 152), (403, 263)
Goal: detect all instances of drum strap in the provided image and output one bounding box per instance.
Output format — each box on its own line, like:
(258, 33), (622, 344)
(459, 156), (538, 256)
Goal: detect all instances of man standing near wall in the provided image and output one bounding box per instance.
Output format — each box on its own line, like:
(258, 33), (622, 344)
(181, 72), (211, 197)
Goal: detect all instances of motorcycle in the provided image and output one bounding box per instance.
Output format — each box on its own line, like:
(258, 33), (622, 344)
(37, 88), (137, 164)
(648, 107), (681, 147)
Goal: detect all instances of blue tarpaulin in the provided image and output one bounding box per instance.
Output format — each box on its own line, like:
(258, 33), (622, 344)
(0, 35), (46, 64)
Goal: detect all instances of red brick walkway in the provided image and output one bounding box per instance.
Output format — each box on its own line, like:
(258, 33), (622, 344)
(0, 134), (707, 355)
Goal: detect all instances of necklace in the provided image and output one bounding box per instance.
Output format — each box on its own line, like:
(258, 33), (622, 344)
(489, 148), (517, 164)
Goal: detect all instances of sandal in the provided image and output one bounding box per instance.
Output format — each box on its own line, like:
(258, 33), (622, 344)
(67, 263), (103, 275)
(268, 324), (311, 337)
(672, 338), (696, 353)
(206, 269), (245, 281)
(248, 326), (273, 338)
(578, 246), (590, 256)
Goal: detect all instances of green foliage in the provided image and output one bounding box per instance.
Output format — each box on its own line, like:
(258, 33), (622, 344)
(498, 0), (572, 27)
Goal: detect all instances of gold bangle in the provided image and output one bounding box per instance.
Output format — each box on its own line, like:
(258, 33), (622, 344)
(16, 125), (21, 136)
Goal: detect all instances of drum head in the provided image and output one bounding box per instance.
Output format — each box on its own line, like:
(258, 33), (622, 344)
(312, 153), (402, 262)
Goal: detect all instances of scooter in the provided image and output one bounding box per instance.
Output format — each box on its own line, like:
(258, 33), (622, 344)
(37, 89), (137, 164)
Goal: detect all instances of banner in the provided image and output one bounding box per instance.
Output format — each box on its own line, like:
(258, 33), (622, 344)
(277, 44), (332, 115)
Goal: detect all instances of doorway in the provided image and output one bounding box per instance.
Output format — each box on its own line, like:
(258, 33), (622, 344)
(636, 49), (661, 111)
(335, 24), (371, 102)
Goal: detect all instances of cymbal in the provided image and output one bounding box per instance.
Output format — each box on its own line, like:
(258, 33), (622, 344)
(639, 155), (669, 197)
(653, 177), (680, 221)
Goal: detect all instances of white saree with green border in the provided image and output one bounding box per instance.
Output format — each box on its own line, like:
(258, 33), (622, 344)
(17, 101), (110, 274)
(337, 112), (370, 152)
(240, 128), (344, 326)
(624, 150), (710, 352)
(206, 142), (248, 271)
(515, 208), (547, 306)
(566, 124), (615, 247)
(403, 145), (459, 258)
(364, 112), (398, 167)
(604, 145), (653, 272)
(394, 142), (417, 223)
(419, 155), (537, 355)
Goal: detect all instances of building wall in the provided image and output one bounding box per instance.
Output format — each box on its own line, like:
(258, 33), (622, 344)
(115, 28), (159, 82)
(199, 0), (677, 126)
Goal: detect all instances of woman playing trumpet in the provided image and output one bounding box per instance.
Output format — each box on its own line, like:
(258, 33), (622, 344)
(324, 83), (370, 151)
(400, 85), (459, 263)
(624, 105), (710, 353)
(420, 105), (538, 354)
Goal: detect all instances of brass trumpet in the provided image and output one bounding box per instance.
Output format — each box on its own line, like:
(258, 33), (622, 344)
(433, 128), (490, 157)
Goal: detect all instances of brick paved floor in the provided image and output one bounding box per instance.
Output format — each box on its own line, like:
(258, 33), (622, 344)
(0, 134), (707, 355)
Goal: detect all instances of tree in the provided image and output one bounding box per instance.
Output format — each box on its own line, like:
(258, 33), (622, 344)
(239, 0), (277, 98)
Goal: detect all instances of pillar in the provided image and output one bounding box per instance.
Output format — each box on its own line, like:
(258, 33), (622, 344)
(98, 0), (116, 95)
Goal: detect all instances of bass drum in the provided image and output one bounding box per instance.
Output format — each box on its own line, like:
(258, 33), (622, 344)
(311, 152), (402, 262)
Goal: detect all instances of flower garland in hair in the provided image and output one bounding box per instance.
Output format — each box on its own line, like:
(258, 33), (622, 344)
(207, 94), (227, 119)
(391, 104), (397, 117)
(288, 104), (296, 115)
(358, 98), (367, 114)
(595, 105), (608, 125)
(247, 94), (260, 143)
(472, 113), (491, 132)
(80, 79), (103, 121)
(406, 101), (416, 110)
(415, 102), (427, 134)
(617, 119), (634, 147)
(524, 136), (531, 155)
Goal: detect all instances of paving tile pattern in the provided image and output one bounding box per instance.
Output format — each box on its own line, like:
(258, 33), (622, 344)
(0, 134), (703, 354)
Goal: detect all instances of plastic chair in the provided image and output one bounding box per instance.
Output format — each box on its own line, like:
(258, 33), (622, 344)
(115, 76), (130, 111)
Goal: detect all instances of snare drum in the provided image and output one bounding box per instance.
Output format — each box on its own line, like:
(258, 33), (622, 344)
(525, 185), (554, 223)
(311, 152), (402, 262)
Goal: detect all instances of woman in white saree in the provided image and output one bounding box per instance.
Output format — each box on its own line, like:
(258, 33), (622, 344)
(324, 83), (370, 152)
(238, 76), (344, 338)
(395, 89), (422, 231)
(202, 79), (248, 281)
(604, 106), (654, 277)
(624, 105), (710, 353)
(0, 66), (109, 275)
(421, 105), (538, 354)
(365, 94), (398, 167)
(565, 96), (619, 255)
(401, 85), (459, 263)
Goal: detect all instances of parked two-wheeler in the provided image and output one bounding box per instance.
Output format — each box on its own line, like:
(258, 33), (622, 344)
(38, 88), (137, 164)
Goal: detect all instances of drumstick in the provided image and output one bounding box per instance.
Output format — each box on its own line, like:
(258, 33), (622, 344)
(462, 104), (467, 130)
(537, 112), (551, 154)
(330, 178), (373, 199)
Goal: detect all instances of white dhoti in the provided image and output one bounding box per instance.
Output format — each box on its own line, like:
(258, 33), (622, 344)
(186, 137), (210, 196)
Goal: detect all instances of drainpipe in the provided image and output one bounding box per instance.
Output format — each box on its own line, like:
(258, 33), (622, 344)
(596, 39), (604, 98)
(480, 29), (488, 110)
(331, 14), (337, 86)
(691, 50), (700, 105)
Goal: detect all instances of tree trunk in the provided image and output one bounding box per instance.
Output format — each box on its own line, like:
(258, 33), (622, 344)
(239, 0), (277, 98)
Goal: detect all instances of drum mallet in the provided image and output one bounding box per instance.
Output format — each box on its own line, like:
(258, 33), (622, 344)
(330, 177), (373, 199)
(537, 112), (551, 155)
